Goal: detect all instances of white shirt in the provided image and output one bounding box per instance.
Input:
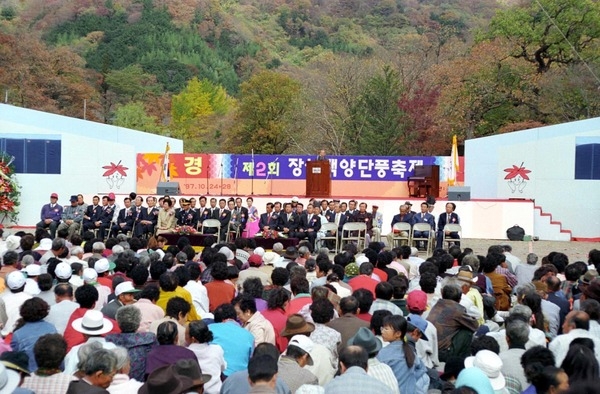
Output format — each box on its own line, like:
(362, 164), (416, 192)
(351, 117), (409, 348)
(188, 343), (226, 394)
(64, 338), (116, 375)
(46, 299), (80, 334)
(549, 328), (600, 366)
(184, 280), (210, 316)
(487, 327), (547, 353)
(0, 291), (32, 336)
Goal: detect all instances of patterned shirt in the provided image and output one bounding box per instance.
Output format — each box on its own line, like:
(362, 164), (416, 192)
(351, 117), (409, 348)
(426, 299), (479, 351)
(310, 323), (341, 361)
(369, 299), (404, 316)
(495, 266), (518, 288)
(22, 373), (76, 394)
(367, 358), (400, 394)
(324, 366), (395, 394)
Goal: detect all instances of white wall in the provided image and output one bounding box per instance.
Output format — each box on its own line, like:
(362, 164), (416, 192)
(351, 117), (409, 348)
(465, 118), (600, 239)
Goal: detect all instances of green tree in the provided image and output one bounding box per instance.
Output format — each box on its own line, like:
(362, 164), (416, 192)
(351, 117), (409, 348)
(226, 70), (302, 154)
(348, 66), (412, 155)
(104, 65), (161, 100)
(485, 0), (600, 73)
(112, 102), (164, 133)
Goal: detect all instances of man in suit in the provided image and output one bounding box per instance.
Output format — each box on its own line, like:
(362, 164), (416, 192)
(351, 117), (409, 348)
(134, 196), (158, 237)
(412, 202), (436, 250)
(233, 197), (249, 233)
(259, 202), (277, 232)
(325, 200), (336, 220)
(96, 195), (116, 239)
(347, 200), (358, 217)
(278, 202), (298, 237)
(83, 195), (102, 233)
(110, 197), (134, 236)
(215, 198), (231, 241)
(297, 204), (321, 248)
(37, 192), (63, 238)
(176, 198), (199, 227)
(352, 202), (373, 242)
(436, 202), (460, 249)
(198, 207), (213, 232)
(208, 198), (219, 219)
(316, 149), (327, 161)
(386, 204), (413, 246)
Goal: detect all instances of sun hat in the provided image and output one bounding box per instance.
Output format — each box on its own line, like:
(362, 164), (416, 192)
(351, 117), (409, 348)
(82, 268), (98, 284)
(253, 247), (265, 257)
(262, 251), (279, 266)
(406, 290), (428, 313)
(0, 351), (30, 375)
(355, 255), (369, 266)
(283, 247), (298, 260)
(5, 236), (20, 252)
(138, 365), (196, 394)
(115, 282), (141, 297)
(6, 272), (25, 290)
(218, 247), (235, 261)
(287, 335), (314, 366)
(112, 245), (124, 255)
(407, 314), (429, 341)
(581, 269), (598, 285)
(456, 270), (478, 284)
(291, 197), (299, 202)
(23, 265), (41, 277)
(0, 363), (20, 394)
(464, 350), (506, 391)
(455, 367), (494, 394)
(281, 314), (315, 338)
(71, 310), (113, 336)
(347, 327), (382, 355)
(55, 262), (73, 280)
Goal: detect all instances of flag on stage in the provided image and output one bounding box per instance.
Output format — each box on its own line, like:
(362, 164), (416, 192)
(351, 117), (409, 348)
(449, 135), (459, 186)
(160, 142), (170, 182)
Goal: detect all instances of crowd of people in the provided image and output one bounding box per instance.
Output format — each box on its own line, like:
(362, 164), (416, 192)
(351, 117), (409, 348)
(0, 192), (595, 393)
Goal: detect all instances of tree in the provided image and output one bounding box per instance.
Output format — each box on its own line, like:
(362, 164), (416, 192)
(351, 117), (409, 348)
(112, 102), (164, 134)
(485, 0), (600, 73)
(104, 65), (161, 101)
(348, 66), (413, 155)
(225, 70), (302, 154)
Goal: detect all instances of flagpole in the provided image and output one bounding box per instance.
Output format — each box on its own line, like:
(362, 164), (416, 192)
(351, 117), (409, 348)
(251, 149), (255, 196)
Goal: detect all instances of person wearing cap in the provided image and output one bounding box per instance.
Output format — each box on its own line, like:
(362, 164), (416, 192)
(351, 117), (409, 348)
(0, 271), (33, 337)
(0, 351), (33, 393)
(406, 290), (439, 369)
(94, 258), (116, 290)
(58, 195), (86, 238)
(457, 269), (485, 325)
(21, 334), (76, 393)
(325, 345), (396, 394)
(22, 264), (42, 296)
(36, 193), (63, 239)
(63, 309), (119, 375)
(277, 335), (318, 393)
(101, 282), (141, 320)
(464, 350), (509, 394)
(346, 328), (399, 394)
(176, 198), (199, 228)
(139, 364), (199, 394)
(238, 254), (271, 289)
(0, 362), (28, 394)
(66, 348), (118, 394)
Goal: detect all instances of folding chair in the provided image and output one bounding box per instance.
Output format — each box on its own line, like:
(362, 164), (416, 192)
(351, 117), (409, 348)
(340, 222), (367, 252)
(318, 222), (339, 253)
(411, 223), (434, 256)
(201, 219), (221, 238)
(227, 221), (241, 243)
(391, 222), (412, 247)
(442, 224), (462, 250)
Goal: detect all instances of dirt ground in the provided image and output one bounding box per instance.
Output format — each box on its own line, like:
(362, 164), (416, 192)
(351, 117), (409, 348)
(458, 238), (598, 263)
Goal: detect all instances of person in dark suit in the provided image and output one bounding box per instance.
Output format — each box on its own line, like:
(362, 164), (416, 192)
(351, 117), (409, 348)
(352, 202), (373, 238)
(259, 202), (278, 231)
(110, 197), (134, 236)
(208, 198), (219, 219)
(66, 348), (118, 393)
(297, 204), (321, 248)
(176, 199), (199, 227)
(316, 149), (327, 161)
(411, 202), (436, 249)
(83, 195), (102, 233)
(215, 198), (231, 241)
(386, 204), (414, 245)
(436, 202), (460, 249)
(278, 203), (299, 237)
(96, 196), (116, 239)
(233, 197), (249, 233)
(134, 196), (158, 237)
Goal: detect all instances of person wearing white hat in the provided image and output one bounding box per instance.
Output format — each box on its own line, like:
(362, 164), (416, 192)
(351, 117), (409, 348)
(101, 282), (141, 320)
(82, 268), (111, 311)
(277, 335), (318, 393)
(94, 258), (115, 289)
(0, 271), (32, 337)
(23, 264), (41, 296)
(464, 350), (509, 394)
(63, 309), (117, 375)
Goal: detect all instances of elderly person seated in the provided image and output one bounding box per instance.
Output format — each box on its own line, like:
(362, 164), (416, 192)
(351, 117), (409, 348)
(105, 305), (158, 382)
(22, 333), (76, 393)
(145, 321), (197, 377)
(106, 347), (143, 394)
(66, 348), (118, 393)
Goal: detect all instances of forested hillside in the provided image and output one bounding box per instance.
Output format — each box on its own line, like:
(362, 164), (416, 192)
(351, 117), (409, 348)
(1, 0), (599, 154)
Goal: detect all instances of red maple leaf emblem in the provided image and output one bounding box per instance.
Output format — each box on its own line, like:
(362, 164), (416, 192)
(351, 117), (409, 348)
(102, 161), (129, 177)
(504, 163), (531, 180)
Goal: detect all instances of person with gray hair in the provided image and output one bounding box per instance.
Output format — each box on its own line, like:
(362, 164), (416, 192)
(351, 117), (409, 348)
(105, 305), (158, 382)
(516, 253), (539, 287)
(106, 346), (143, 393)
(67, 348), (118, 393)
(486, 305), (547, 353)
(40, 238), (66, 266)
(499, 316), (530, 389)
(75, 340), (104, 377)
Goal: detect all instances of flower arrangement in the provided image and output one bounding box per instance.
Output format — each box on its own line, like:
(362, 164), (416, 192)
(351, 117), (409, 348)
(260, 229), (279, 239)
(174, 225), (197, 235)
(0, 153), (20, 224)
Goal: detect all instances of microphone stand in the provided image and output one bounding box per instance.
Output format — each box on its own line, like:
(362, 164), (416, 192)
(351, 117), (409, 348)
(265, 157), (279, 196)
(220, 162), (224, 196)
(206, 164), (210, 195)
(234, 157), (239, 196)
(251, 150), (255, 196)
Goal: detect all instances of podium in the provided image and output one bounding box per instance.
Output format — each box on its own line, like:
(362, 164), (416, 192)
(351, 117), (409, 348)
(306, 160), (331, 197)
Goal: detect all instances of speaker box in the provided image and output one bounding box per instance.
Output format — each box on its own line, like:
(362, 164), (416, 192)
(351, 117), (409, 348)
(447, 186), (471, 201)
(157, 182), (181, 195)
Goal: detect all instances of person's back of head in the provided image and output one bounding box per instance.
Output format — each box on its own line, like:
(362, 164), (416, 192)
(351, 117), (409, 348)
(419, 272), (437, 294)
(165, 296), (191, 321)
(340, 296), (359, 315)
(213, 303), (237, 323)
(339, 346), (368, 372)
(375, 281), (394, 300)
(139, 285), (159, 303)
(248, 354), (278, 387)
(470, 335), (499, 356)
(505, 316), (530, 348)
(567, 311), (590, 331)
(560, 343), (599, 384)
(159, 271), (179, 292)
(290, 276), (309, 296)
(526, 253), (538, 266)
(34, 333), (67, 369)
(352, 289), (373, 313)
(75, 284), (99, 309)
(358, 262), (374, 276)
(441, 284), (462, 303)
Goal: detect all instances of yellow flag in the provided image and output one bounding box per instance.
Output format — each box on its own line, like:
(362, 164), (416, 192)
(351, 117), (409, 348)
(449, 135), (459, 186)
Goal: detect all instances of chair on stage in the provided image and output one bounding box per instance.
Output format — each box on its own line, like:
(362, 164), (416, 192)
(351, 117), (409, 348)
(318, 222), (339, 253)
(201, 219), (221, 238)
(442, 224), (462, 250)
(411, 223), (434, 256)
(340, 222), (367, 252)
(227, 221), (241, 243)
(390, 222), (412, 248)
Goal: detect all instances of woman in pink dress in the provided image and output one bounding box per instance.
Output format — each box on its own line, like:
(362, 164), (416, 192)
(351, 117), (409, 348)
(244, 196), (260, 237)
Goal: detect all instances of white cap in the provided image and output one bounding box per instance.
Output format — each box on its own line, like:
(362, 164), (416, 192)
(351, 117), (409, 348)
(82, 268), (98, 283)
(5, 235), (21, 251)
(6, 271), (26, 290)
(55, 262), (73, 279)
(288, 335), (314, 365)
(464, 350), (506, 391)
(24, 264), (41, 277)
(263, 251), (279, 266)
(355, 255), (369, 266)
(253, 247), (265, 257)
(34, 238), (52, 251)
(94, 258), (110, 274)
(291, 196), (299, 202)
(218, 246), (234, 261)
(112, 245), (124, 254)
(115, 282), (141, 297)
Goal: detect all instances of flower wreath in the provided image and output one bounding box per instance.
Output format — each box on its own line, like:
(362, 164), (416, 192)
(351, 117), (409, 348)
(0, 153), (20, 224)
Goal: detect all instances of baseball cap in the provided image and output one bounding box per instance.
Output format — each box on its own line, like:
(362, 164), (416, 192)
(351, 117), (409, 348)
(55, 262), (73, 279)
(404, 201), (412, 206)
(115, 282), (141, 297)
(407, 314), (429, 341)
(247, 254), (263, 267)
(355, 255), (369, 266)
(108, 192), (116, 201)
(94, 258), (115, 274)
(406, 290), (428, 313)
(69, 195), (78, 202)
(23, 265), (41, 277)
(288, 335), (314, 366)
(50, 193), (58, 199)
(6, 271), (26, 290)
(82, 268), (98, 283)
